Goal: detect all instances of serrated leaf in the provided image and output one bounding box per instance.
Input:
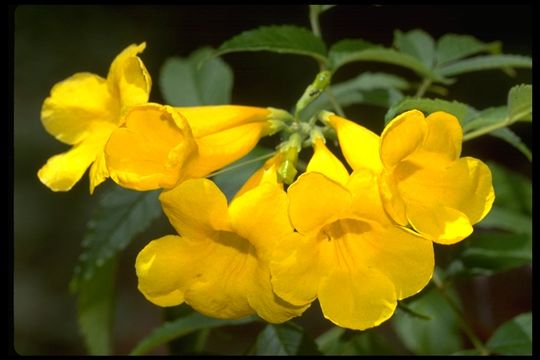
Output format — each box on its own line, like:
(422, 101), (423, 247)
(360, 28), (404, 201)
(461, 106), (507, 132)
(130, 312), (257, 355)
(255, 322), (320, 355)
(487, 161), (531, 215)
(449, 232), (531, 277)
(329, 39), (448, 83)
(384, 97), (477, 124)
(316, 327), (397, 355)
(488, 127), (532, 161)
(70, 187), (161, 291)
(212, 146), (274, 201)
(76, 257), (117, 355)
(160, 47), (233, 106)
(436, 34), (500, 66)
(486, 312), (532, 355)
(302, 72), (408, 120)
(393, 29), (435, 68)
(507, 84), (532, 122)
(438, 54), (531, 77)
(392, 288), (463, 355)
(215, 25), (327, 63)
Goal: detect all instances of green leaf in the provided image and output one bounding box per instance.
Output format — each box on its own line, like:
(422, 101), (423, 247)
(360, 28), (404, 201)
(486, 312), (532, 355)
(461, 106), (507, 132)
(487, 161), (531, 215)
(478, 206), (531, 235)
(392, 287), (463, 355)
(302, 72), (408, 119)
(329, 39), (448, 83)
(438, 54), (532, 77)
(507, 84), (532, 122)
(76, 257), (117, 355)
(436, 34), (500, 66)
(384, 97), (477, 124)
(160, 47), (233, 106)
(393, 29), (435, 68)
(215, 25), (327, 64)
(130, 312), (257, 355)
(316, 327), (397, 355)
(488, 127), (532, 161)
(447, 232), (531, 277)
(255, 322), (320, 355)
(211, 146), (274, 201)
(70, 187), (161, 291)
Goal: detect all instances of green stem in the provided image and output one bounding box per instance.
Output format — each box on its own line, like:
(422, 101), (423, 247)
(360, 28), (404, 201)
(432, 273), (490, 355)
(309, 5), (322, 38)
(415, 78), (432, 98)
(326, 86), (346, 117)
(208, 152), (275, 177)
(463, 109), (531, 142)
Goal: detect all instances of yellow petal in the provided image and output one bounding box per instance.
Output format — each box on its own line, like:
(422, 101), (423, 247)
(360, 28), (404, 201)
(159, 178), (231, 239)
(306, 138), (349, 185)
(318, 266), (397, 330)
(288, 172), (352, 234)
(407, 203), (473, 244)
(41, 73), (119, 145)
(89, 151), (109, 194)
(421, 111), (463, 161)
(107, 42), (151, 111)
(327, 114), (382, 173)
(229, 181), (292, 258)
(270, 232), (321, 307)
(233, 154), (281, 200)
(105, 104), (197, 190)
(185, 122), (267, 178)
(347, 169), (390, 223)
(37, 132), (110, 192)
(396, 157), (495, 226)
(359, 222), (434, 299)
(378, 170), (408, 225)
(135, 235), (203, 307)
(380, 110), (427, 168)
(176, 105), (270, 138)
(183, 230), (257, 319)
(246, 265), (309, 323)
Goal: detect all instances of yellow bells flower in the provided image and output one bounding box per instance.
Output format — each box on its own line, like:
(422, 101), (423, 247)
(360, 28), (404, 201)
(270, 139), (434, 330)
(105, 104), (273, 191)
(326, 110), (495, 245)
(37, 42), (151, 193)
(135, 166), (307, 322)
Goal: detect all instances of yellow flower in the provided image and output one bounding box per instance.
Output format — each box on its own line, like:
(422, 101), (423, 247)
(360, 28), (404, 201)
(270, 139), (434, 330)
(105, 104), (273, 191)
(327, 110), (495, 244)
(37, 43), (151, 193)
(135, 165), (307, 322)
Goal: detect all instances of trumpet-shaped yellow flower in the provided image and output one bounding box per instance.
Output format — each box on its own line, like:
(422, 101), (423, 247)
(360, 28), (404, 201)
(105, 104), (273, 191)
(326, 110), (495, 244)
(135, 166), (307, 322)
(38, 43), (151, 193)
(270, 139), (434, 330)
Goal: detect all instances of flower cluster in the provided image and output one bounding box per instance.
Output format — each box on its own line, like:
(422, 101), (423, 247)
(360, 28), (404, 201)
(39, 43), (494, 330)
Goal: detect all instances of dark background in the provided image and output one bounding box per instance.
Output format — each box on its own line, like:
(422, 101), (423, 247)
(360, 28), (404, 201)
(13, 5), (532, 355)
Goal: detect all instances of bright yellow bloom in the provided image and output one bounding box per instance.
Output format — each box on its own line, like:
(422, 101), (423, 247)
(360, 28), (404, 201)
(270, 139), (434, 330)
(135, 165), (307, 322)
(327, 110), (495, 244)
(37, 43), (151, 193)
(105, 104), (272, 191)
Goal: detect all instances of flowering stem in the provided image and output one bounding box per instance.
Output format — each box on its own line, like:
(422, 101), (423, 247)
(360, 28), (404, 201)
(431, 272), (490, 355)
(208, 151), (276, 177)
(415, 78), (432, 98)
(326, 87), (346, 117)
(309, 5), (322, 38)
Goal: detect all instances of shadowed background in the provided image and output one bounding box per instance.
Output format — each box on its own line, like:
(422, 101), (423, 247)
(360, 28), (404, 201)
(13, 5), (531, 354)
